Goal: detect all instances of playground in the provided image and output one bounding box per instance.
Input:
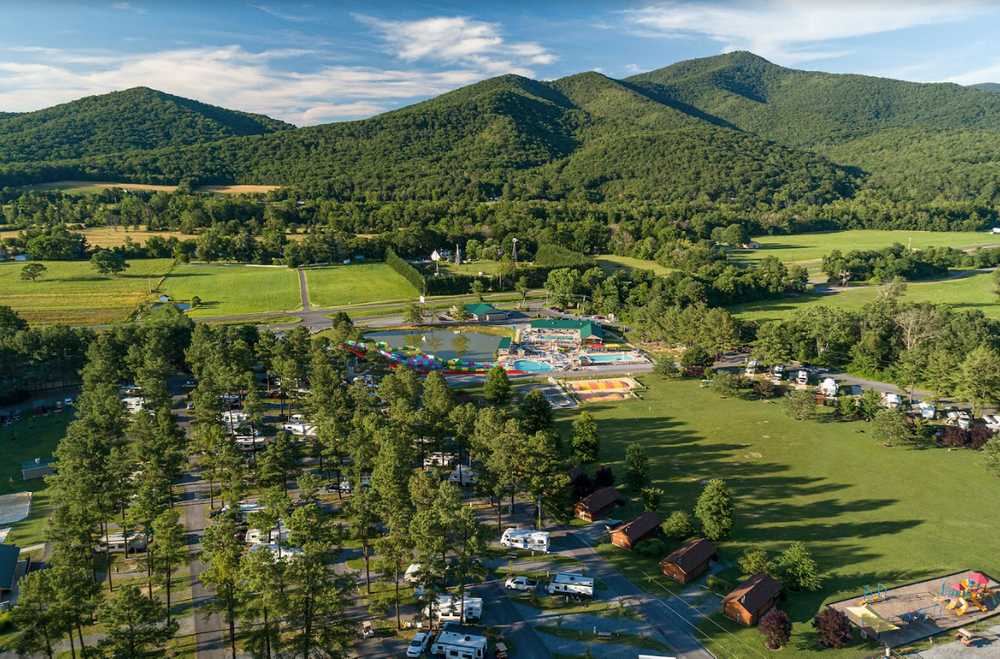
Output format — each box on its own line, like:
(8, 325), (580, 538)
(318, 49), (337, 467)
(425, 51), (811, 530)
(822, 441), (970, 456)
(560, 377), (643, 404)
(827, 570), (1000, 648)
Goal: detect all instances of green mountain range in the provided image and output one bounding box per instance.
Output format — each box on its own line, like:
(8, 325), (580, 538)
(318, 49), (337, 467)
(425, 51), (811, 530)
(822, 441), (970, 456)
(4, 52), (1000, 205)
(0, 87), (290, 164)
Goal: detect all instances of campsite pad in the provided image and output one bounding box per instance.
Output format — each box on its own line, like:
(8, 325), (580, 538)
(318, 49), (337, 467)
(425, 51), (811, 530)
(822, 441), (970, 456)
(828, 570), (1000, 648)
(0, 492), (32, 525)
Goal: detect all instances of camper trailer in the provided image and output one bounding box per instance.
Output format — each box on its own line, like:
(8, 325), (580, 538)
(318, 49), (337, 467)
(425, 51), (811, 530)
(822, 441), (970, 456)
(97, 532), (146, 553)
(918, 402), (937, 420)
(423, 594), (483, 623)
(423, 452), (458, 468)
(431, 628), (487, 659)
(881, 392), (903, 409)
(744, 359), (760, 377)
(795, 369), (809, 386)
(245, 522), (289, 545)
(499, 528), (550, 553)
(770, 365), (785, 385)
(448, 467), (478, 486)
(547, 572), (594, 598)
(282, 415), (316, 437)
(818, 377), (839, 398)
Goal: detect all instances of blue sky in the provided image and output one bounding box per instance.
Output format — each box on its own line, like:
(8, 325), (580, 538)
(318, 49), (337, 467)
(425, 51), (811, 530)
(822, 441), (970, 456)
(2, 1), (1000, 125)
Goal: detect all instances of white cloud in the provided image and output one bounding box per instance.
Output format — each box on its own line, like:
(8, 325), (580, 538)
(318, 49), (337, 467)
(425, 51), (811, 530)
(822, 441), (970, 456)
(624, 1), (984, 64)
(357, 14), (555, 76)
(0, 45), (485, 125)
(624, 63), (643, 74)
(250, 4), (313, 23)
(948, 62), (1000, 86)
(111, 2), (146, 14)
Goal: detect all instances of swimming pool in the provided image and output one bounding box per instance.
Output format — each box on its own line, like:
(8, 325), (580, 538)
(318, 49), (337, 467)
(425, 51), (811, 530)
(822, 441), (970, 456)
(510, 359), (554, 373)
(582, 352), (636, 364)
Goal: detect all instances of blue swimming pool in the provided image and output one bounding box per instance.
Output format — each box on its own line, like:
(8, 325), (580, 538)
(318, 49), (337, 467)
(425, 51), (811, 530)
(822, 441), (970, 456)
(510, 359), (554, 372)
(583, 352), (634, 364)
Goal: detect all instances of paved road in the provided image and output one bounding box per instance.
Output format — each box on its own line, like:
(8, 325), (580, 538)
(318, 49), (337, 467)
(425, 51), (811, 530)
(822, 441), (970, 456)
(297, 267), (311, 312)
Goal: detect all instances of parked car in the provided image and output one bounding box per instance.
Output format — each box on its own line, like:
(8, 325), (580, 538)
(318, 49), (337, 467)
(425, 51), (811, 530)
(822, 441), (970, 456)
(504, 576), (538, 591)
(406, 631), (430, 657)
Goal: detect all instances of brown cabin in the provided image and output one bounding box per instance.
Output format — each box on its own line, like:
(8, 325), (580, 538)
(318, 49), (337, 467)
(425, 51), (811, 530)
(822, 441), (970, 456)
(660, 538), (717, 584)
(610, 512), (661, 550)
(574, 486), (621, 522)
(722, 574), (782, 626)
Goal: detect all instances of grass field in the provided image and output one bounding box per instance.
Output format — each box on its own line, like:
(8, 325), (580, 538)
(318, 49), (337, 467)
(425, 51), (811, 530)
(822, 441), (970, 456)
(22, 180), (280, 195)
(0, 258), (172, 324)
(731, 269), (999, 322)
(305, 263), (417, 308)
(596, 254), (676, 276)
(557, 376), (1000, 657)
(80, 226), (188, 248)
(436, 260), (506, 276)
(734, 229), (1000, 275)
(161, 263), (300, 317)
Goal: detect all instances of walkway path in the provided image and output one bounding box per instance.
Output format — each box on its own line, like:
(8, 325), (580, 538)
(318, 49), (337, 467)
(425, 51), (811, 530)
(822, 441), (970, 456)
(916, 622), (1000, 657)
(297, 267), (311, 312)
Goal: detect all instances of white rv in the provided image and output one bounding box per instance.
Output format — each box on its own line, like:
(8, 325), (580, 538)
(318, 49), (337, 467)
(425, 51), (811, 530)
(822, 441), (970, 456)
(795, 369), (809, 386)
(282, 415), (316, 437)
(97, 531), (146, 553)
(422, 594), (483, 623)
(249, 543), (303, 562)
(818, 377), (839, 398)
(430, 628), (487, 659)
(744, 359), (760, 376)
(121, 396), (145, 414)
(448, 467), (477, 486)
(547, 572), (594, 598)
(245, 522), (289, 545)
(500, 528), (550, 553)
(423, 452), (458, 468)
(770, 365), (785, 384)
(404, 563), (424, 584)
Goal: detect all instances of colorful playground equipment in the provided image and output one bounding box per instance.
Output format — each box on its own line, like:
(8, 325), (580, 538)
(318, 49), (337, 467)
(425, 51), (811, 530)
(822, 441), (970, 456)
(939, 572), (996, 616)
(344, 339), (495, 375)
(858, 583), (888, 606)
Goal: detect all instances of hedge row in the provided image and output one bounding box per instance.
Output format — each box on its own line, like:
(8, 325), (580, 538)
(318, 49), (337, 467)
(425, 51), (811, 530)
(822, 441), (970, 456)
(385, 247), (427, 294)
(533, 243), (594, 268)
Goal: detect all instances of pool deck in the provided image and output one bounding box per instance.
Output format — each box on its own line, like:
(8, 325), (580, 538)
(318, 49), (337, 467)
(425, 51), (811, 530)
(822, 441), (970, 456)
(827, 570), (1000, 648)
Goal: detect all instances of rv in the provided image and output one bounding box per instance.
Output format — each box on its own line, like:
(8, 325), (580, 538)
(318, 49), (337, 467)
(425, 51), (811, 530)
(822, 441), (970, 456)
(448, 467), (478, 486)
(121, 396), (145, 414)
(499, 528), (550, 553)
(918, 402), (938, 420)
(547, 572), (594, 598)
(249, 543), (303, 562)
(795, 369), (809, 386)
(818, 377), (839, 398)
(881, 392), (903, 410)
(404, 563), (423, 584)
(984, 414), (1000, 431)
(770, 365), (785, 385)
(97, 531), (146, 553)
(430, 627), (487, 659)
(282, 415), (316, 437)
(744, 359), (760, 377)
(245, 522), (289, 545)
(423, 452), (458, 468)
(213, 501), (263, 521)
(423, 594), (483, 623)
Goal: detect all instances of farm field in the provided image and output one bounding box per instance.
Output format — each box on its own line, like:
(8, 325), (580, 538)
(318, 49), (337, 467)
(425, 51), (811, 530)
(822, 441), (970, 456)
(161, 263), (300, 317)
(596, 253), (676, 276)
(558, 376), (1000, 657)
(21, 180), (281, 195)
(733, 229), (1000, 274)
(79, 226), (188, 248)
(731, 269), (999, 322)
(0, 258), (171, 324)
(305, 263), (417, 308)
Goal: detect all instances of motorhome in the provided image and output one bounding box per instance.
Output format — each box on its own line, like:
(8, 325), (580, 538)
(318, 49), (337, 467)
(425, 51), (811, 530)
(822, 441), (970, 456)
(499, 528), (550, 553)
(448, 467), (477, 486)
(917, 401), (937, 420)
(245, 522), (289, 545)
(430, 627), (487, 659)
(404, 563), (423, 584)
(423, 594), (483, 623)
(795, 369), (809, 386)
(546, 572), (594, 598)
(423, 452), (458, 468)
(97, 531), (146, 553)
(744, 359), (760, 377)
(770, 365), (785, 385)
(818, 377), (839, 398)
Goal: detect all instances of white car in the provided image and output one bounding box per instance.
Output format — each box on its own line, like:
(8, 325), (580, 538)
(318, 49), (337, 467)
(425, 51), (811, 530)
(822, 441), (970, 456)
(504, 576), (538, 592)
(406, 631), (430, 657)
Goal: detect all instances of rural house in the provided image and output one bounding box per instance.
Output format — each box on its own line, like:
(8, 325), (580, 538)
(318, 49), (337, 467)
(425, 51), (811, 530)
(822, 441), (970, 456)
(660, 538), (717, 584)
(610, 512), (661, 549)
(722, 574), (782, 626)
(462, 303), (510, 322)
(574, 486), (621, 522)
(21, 457), (55, 481)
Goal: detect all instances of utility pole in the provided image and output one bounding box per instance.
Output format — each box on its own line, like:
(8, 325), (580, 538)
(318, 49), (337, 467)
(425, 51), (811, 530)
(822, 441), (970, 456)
(512, 237), (518, 268)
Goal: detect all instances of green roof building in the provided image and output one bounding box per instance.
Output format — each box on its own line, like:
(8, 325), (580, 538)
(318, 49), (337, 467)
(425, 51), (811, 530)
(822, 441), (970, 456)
(528, 319), (604, 341)
(462, 303), (510, 321)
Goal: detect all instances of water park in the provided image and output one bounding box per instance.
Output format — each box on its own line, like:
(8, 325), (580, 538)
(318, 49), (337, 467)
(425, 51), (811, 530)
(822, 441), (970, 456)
(827, 570), (1000, 648)
(351, 318), (650, 377)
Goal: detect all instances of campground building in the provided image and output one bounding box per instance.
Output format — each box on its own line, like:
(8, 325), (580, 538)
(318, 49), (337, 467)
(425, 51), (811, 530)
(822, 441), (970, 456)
(574, 486), (621, 522)
(462, 303), (510, 322)
(610, 512), (661, 550)
(0, 545), (20, 599)
(523, 319), (604, 347)
(722, 574), (782, 626)
(660, 538), (717, 584)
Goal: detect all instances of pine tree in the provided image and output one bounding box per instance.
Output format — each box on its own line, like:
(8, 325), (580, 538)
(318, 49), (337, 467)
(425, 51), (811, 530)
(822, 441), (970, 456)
(11, 570), (62, 659)
(238, 545), (287, 659)
(97, 584), (178, 657)
(624, 443), (648, 491)
(776, 542), (823, 591)
(483, 365), (512, 405)
(571, 412), (599, 463)
(201, 517), (245, 659)
(694, 479), (734, 541)
(150, 508), (187, 625)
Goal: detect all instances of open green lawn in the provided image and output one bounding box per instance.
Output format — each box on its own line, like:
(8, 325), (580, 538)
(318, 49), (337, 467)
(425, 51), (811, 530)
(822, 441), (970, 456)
(557, 376), (1000, 657)
(731, 269), (999, 322)
(436, 260), (506, 276)
(596, 254), (676, 276)
(733, 229), (1000, 275)
(161, 263), (300, 317)
(0, 258), (171, 324)
(305, 263), (417, 308)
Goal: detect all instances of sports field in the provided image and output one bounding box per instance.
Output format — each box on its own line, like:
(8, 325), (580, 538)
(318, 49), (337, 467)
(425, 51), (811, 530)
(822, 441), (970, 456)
(731, 269), (999, 322)
(161, 263), (301, 317)
(0, 258), (171, 324)
(596, 254), (676, 276)
(562, 376), (1000, 657)
(305, 263), (417, 308)
(734, 229), (1000, 273)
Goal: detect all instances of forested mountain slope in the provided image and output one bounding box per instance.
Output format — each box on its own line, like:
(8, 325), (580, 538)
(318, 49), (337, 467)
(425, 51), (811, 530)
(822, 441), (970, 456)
(0, 87), (290, 163)
(0, 73), (855, 205)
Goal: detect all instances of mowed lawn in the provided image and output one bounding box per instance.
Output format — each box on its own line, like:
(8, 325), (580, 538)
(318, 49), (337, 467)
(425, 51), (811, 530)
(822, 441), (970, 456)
(0, 258), (172, 324)
(558, 377), (1000, 657)
(80, 227), (188, 248)
(161, 263), (301, 317)
(305, 263), (417, 307)
(596, 254), (676, 276)
(731, 269), (999, 322)
(733, 229), (1000, 274)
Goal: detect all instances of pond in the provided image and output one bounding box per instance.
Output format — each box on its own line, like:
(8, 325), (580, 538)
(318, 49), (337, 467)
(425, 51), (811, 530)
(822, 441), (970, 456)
(364, 328), (504, 362)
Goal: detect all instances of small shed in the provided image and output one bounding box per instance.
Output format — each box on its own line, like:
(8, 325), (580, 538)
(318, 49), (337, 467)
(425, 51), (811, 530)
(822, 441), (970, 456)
(0, 545), (20, 594)
(610, 512), (661, 550)
(660, 538), (717, 584)
(574, 486), (621, 522)
(463, 303), (509, 322)
(21, 458), (55, 481)
(722, 574), (782, 626)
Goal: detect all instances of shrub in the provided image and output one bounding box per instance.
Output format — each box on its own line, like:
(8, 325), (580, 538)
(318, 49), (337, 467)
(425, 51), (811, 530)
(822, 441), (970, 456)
(634, 538), (666, 559)
(737, 546), (774, 578)
(759, 608), (792, 650)
(593, 465), (615, 488)
(385, 247), (426, 293)
(776, 542), (823, 591)
(710, 372), (743, 397)
(813, 607), (853, 648)
(705, 574), (732, 594)
(661, 511), (694, 539)
(939, 425), (969, 448)
(870, 409), (916, 447)
(752, 379), (778, 399)
(969, 424), (993, 449)
(681, 345), (713, 369)
(654, 356), (680, 378)
(784, 389), (817, 421)
(641, 487), (663, 512)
